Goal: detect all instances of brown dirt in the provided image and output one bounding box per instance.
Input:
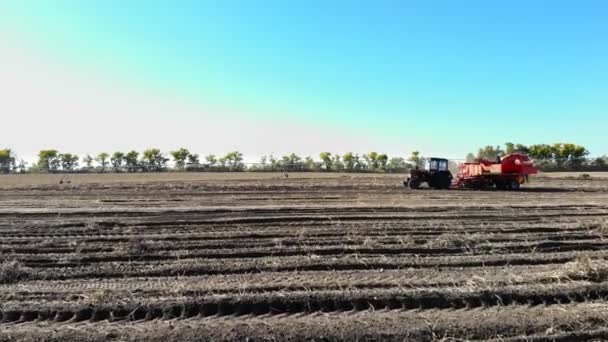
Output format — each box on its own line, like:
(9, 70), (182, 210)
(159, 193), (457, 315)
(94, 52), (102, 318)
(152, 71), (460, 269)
(1, 173), (608, 341)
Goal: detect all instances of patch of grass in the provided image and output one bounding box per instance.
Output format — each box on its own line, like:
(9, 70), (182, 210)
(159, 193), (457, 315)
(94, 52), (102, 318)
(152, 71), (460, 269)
(90, 289), (133, 305)
(273, 238), (285, 248)
(584, 218), (608, 239)
(562, 255), (608, 282)
(361, 237), (381, 248)
(397, 235), (417, 247)
(426, 233), (478, 251)
(129, 237), (151, 254)
(117, 237), (151, 255)
(0, 260), (31, 284)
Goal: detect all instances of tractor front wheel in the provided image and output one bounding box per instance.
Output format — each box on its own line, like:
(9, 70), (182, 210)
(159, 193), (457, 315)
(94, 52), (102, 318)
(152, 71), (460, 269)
(409, 178), (421, 189)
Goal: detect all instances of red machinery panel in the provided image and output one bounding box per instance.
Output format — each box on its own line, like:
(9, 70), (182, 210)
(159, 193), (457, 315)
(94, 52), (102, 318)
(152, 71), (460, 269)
(500, 153), (537, 175)
(459, 163), (483, 178)
(458, 153), (538, 179)
(459, 161), (501, 178)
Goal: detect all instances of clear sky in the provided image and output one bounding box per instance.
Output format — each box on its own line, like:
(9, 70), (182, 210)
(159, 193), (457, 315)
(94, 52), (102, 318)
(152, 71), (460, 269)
(1, 1), (606, 161)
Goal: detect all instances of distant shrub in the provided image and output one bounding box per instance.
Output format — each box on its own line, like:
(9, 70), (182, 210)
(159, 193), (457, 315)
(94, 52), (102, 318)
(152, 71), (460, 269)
(579, 173), (592, 180)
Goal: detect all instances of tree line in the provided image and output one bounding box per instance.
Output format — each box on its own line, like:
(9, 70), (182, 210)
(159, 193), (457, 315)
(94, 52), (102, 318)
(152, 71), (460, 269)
(1, 143), (606, 174)
(0, 148), (414, 174)
(29, 149), (248, 173)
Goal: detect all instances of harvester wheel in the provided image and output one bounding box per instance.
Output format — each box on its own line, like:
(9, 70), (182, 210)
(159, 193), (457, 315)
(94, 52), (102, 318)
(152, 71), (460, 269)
(409, 178), (421, 189)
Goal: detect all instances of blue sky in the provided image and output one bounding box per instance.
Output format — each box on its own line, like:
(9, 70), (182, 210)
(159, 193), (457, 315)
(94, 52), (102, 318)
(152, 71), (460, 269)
(1, 0), (606, 160)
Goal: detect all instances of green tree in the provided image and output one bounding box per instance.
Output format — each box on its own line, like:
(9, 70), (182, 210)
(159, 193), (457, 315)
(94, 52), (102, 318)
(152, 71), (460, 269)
(288, 153), (302, 168)
(592, 157), (607, 169)
(528, 144), (553, 161)
(281, 153), (303, 171)
(319, 152), (332, 171)
(205, 154), (218, 169)
(304, 156), (316, 171)
(16, 159), (27, 173)
(465, 153), (476, 163)
(343, 152), (356, 171)
(386, 157), (407, 173)
(0, 149), (15, 174)
(572, 145), (589, 159)
(96, 152), (110, 173)
(477, 145), (504, 160)
(259, 155), (268, 170)
(332, 154), (344, 172)
(514, 144), (530, 154)
(408, 151), (422, 168)
(280, 155), (289, 168)
(38, 150), (60, 173)
(377, 153), (388, 171)
(551, 143), (566, 165)
(124, 150), (140, 173)
(269, 154), (279, 171)
(218, 156), (228, 169)
(364, 152), (380, 170)
(186, 153), (200, 170)
(60, 153), (79, 172)
(82, 154), (94, 170)
(170, 148), (190, 171)
(353, 154), (365, 171)
(111, 152), (125, 172)
(223, 151), (244, 171)
(552, 143), (589, 168)
(141, 148), (168, 172)
(505, 142), (515, 155)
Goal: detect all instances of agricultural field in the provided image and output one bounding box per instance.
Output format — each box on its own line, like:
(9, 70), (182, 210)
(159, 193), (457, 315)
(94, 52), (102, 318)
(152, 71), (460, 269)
(1, 172), (608, 341)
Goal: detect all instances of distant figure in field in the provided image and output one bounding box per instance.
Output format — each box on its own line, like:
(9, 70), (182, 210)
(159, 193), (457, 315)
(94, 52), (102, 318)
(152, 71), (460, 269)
(283, 169), (289, 178)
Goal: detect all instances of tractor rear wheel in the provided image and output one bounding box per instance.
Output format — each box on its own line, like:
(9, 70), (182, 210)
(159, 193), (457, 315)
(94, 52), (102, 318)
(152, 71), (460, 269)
(430, 172), (452, 189)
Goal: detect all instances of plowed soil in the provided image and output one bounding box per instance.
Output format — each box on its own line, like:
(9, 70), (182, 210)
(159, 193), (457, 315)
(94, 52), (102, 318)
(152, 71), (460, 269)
(1, 172), (608, 341)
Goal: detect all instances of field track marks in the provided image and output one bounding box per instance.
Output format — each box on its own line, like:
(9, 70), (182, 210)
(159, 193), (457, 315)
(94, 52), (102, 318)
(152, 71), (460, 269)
(3, 281), (608, 324)
(2, 301), (608, 341)
(2, 175), (608, 341)
(0, 263), (602, 301)
(17, 249), (608, 281)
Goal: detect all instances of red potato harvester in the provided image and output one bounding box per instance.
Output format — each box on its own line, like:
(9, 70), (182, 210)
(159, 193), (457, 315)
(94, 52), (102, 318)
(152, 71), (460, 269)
(404, 153), (538, 190)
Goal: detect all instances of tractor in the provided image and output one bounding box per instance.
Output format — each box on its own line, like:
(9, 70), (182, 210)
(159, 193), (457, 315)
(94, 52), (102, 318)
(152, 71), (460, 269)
(403, 153), (538, 191)
(404, 158), (453, 190)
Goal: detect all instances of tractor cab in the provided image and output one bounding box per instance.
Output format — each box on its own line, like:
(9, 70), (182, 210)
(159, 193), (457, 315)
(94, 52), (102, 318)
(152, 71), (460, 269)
(404, 157), (453, 190)
(424, 158), (449, 172)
